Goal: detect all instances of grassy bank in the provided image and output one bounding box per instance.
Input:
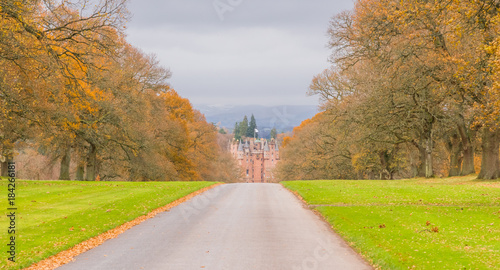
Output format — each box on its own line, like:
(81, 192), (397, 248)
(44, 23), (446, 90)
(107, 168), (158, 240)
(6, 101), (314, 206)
(282, 176), (500, 269)
(0, 180), (216, 269)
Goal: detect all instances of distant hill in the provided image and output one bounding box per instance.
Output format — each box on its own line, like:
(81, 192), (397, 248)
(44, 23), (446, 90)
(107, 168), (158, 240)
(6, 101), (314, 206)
(194, 104), (319, 138)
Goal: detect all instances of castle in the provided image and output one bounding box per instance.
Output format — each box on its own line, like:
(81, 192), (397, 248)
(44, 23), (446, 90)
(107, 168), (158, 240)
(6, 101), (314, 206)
(230, 138), (280, 183)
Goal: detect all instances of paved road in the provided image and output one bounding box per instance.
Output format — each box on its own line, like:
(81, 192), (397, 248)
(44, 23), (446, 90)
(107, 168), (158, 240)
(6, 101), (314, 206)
(58, 183), (372, 270)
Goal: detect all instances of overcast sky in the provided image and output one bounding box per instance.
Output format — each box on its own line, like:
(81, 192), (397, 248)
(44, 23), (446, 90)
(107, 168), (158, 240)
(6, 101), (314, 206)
(125, 0), (353, 106)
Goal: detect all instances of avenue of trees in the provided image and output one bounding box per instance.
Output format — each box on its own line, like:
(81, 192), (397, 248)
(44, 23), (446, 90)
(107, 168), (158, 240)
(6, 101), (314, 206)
(277, 0), (500, 180)
(0, 0), (239, 181)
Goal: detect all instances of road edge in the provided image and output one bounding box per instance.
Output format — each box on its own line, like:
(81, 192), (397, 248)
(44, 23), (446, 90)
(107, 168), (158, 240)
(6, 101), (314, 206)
(279, 182), (375, 270)
(24, 182), (224, 270)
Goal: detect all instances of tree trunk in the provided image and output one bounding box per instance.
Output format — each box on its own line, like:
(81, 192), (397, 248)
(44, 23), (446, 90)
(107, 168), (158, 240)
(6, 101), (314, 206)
(76, 160), (85, 181)
(379, 150), (394, 180)
(416, 128), (434, 178)
(424, 133), (433, 178)
(58, 147), (71, 180)
(417, 144), (426, 177)
(409, 149), (419, 178)
(457, 117), (475, 175)
(1, 160), (9, 177)
(478, 128), (500, 179)
(75, 148), (86, 180)
(462, 144), (475, 175)
(85, 144), (97, 181)
(1, 145), (14, 177)
(447, 132), (462, 177)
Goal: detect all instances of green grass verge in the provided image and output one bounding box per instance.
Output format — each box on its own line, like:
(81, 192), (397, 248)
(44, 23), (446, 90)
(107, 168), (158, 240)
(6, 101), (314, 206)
(0, 179), (216, 269)
(282, 176), (500, 269)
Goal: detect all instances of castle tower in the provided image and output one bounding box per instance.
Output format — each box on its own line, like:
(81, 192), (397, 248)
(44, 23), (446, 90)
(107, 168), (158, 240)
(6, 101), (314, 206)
(230, 138), (280, 183)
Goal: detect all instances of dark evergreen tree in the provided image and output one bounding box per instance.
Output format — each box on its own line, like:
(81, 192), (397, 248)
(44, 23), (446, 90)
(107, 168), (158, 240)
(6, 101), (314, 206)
(239, 116), (248, 139)
(247, 114), (257, 138)
(234, 122), (241, 140)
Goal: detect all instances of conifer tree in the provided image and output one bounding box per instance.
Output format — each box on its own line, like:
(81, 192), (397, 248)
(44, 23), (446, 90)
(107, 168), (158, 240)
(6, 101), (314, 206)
(247, 114), (257, 138)
(239, 116), (249, 139)
(234, 122), (241, 140)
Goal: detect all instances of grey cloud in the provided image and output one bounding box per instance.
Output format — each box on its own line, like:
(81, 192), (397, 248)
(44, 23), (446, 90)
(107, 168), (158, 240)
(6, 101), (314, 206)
(128, 0), (352, 28)
(124, 0), (354, 106)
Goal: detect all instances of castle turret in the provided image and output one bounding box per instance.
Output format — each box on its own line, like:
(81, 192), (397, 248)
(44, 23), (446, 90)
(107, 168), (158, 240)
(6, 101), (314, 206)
(264, 140), (270, 159)
(237, 140), (244, 160)
(229, 137), (280, 183)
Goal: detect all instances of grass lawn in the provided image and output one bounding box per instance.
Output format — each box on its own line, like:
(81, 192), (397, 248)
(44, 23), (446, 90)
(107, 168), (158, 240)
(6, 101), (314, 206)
(282, 176), (500, 270)
(0, 179), (216, 270)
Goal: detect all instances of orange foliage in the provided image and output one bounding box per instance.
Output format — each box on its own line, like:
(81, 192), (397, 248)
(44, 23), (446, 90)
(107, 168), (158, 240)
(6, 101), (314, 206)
(0, 1), (234, 182)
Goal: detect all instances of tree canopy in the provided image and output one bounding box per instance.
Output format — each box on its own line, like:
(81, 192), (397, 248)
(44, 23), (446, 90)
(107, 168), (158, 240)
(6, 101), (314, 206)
(0, 0), (239, 182)
(278, 0), (500, 180)
(233, 114), (258, 140)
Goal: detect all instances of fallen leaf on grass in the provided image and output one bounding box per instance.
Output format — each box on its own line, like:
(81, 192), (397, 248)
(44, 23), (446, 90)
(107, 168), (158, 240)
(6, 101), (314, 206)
(25, 183), (223, 270)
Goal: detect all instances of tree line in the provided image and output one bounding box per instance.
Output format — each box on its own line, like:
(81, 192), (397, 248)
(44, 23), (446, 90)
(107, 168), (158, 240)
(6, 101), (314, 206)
(234, 114), (258, 140)
(233, 114), (278, 140)
(277, 0), (500, 180)
(0, 0), (239, 181)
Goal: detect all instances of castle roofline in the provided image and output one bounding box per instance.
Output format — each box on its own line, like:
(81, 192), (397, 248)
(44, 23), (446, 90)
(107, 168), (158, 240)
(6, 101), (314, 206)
(264, 140), (270, 151)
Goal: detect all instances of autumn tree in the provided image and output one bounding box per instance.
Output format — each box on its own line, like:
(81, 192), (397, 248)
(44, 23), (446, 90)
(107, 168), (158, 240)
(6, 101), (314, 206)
(0, 0), (128, 179)
(281, 0), (500, 180)
(1, 0), (239, 182)
(276, 112), (357, 180)
(328, 1), (460, 178)
(452, 0), (500, 179)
